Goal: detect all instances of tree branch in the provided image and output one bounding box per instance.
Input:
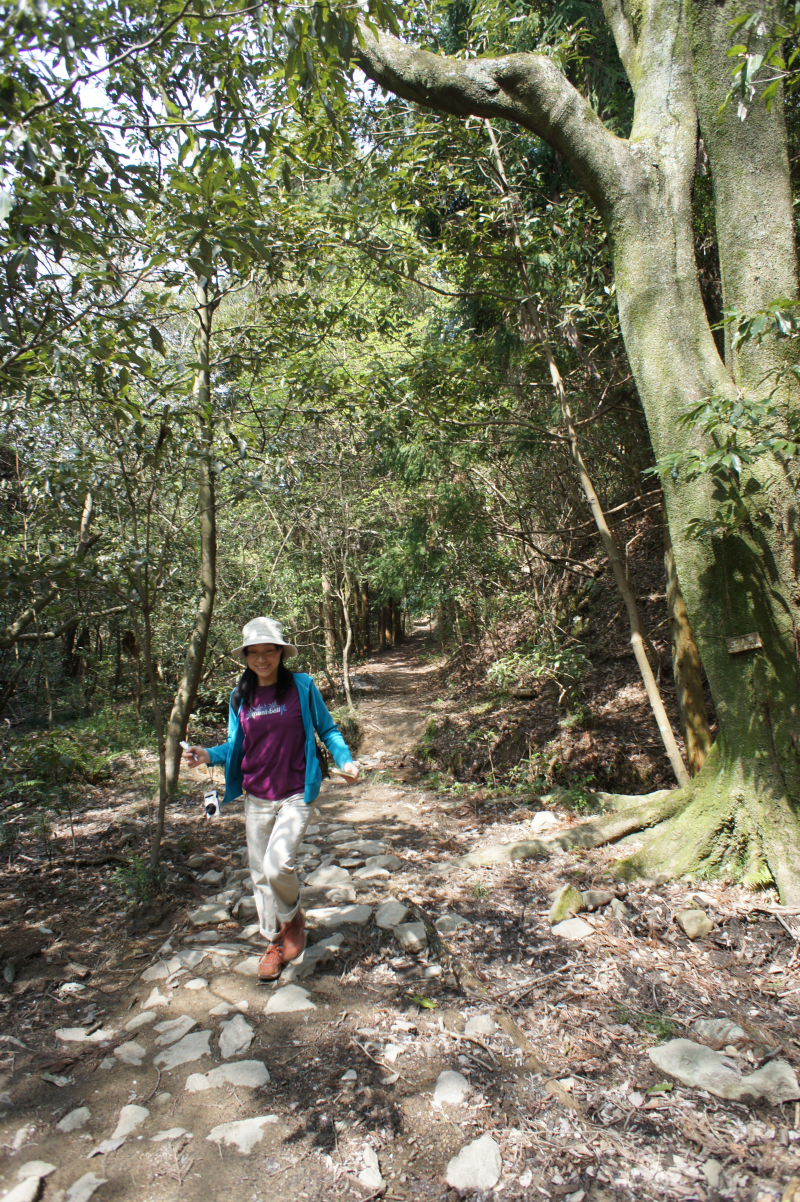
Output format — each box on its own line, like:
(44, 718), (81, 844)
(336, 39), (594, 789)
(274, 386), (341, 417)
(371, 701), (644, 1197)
(354, 25), (628, 212)
(15, 605), (128, 644)
(600, 0), (638, 82)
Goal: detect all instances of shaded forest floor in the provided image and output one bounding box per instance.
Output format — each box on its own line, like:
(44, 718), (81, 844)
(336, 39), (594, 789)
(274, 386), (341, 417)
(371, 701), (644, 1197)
(0, 634), (798, 1202)
(413, 513), (716, 800)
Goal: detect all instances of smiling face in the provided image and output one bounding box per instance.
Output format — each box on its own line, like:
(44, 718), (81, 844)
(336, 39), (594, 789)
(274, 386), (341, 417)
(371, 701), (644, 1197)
(245, 643), (283, 686)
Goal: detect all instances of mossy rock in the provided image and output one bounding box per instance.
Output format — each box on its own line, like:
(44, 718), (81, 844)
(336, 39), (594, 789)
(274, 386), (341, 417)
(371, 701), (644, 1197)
(549, 884), (584, 924)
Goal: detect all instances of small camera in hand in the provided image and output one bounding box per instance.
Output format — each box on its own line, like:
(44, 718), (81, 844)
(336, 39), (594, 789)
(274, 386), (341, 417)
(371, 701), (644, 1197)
(204, 789), (220, 818)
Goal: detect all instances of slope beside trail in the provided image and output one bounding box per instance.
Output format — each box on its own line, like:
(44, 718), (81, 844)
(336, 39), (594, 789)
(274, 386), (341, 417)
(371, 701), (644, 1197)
(0, 635), (798, 1202)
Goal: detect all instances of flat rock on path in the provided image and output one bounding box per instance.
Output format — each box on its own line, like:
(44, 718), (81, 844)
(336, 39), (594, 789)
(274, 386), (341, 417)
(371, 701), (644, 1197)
(395, 922), (427, 952)
(434, 1070), (471, 1106)
(124, 1011), (157, 1033)
(113, 1041), (146, 1066)
(218, 1013), (253, 1058)
(549, 884), (584, 924)
(464, 1015), (496, 1037)
(185, 1061), (269, 1092)
(375, 900), (409, 929)
(189, 903), (230, 925)
(206, 1116), (277, 1154)
(435, 912), (468, 934)
(551, 917), (595, 941)
(151, 1128), (189, 1142)
(234, 955), (261, 977)
(304, 864), (352, 888)
(692, 1017), (746, 1044)
(4, 1180), (41, 1202)
(16, 1162), (56, 1182)
(153, 1029), (212, 1070)
(66, 1173), (107, 1202)
(305, 904), (372, 927)
(445, 1134), (502, 1192)
(111, 1105), (149, 1140)
(264, 984), (316, 1014)
(154, 1014), (197, 1045)
(650, 1039), (800, 1104)
(56, 1027), (114, 1043)
(56, 1107), (91, 1133)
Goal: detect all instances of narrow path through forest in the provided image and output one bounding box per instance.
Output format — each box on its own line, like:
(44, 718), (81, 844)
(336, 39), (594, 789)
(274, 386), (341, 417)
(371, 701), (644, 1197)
(0, 638), (799, 1202)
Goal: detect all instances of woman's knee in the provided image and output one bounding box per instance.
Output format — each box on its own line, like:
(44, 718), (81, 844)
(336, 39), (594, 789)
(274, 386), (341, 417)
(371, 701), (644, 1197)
(263, 854), (294, 887)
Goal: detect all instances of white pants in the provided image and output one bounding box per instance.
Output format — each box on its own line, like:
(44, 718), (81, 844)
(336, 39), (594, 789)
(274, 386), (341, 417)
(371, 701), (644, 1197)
(244, 791), (314, 939)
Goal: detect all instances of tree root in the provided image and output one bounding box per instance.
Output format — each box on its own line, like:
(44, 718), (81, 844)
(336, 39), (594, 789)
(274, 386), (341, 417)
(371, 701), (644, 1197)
(615, 758), (800, 905)
(449, 788), (685, 869)
(444, 745), (800, 904)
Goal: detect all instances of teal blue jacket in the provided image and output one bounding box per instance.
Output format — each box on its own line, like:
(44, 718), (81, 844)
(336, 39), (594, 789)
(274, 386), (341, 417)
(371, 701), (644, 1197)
(205, 673), (352, 805)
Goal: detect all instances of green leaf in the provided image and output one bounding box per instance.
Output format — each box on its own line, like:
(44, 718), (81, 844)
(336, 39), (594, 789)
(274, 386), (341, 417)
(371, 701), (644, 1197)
(407, 993), (437, 1009)
(148, 326), (166, 356)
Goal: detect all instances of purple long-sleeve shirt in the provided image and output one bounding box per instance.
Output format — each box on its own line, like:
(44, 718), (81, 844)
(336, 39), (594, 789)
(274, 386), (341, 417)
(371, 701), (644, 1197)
(240, 682), (307, 801)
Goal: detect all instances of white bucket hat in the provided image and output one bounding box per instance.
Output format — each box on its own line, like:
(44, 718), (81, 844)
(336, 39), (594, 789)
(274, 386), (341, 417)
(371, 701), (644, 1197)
(233, 616), (298, 659)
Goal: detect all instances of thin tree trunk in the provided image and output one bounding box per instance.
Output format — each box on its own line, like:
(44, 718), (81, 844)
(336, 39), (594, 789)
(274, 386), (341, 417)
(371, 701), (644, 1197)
(392, 598), (404, 645)
(453, 605), (468, 672)
(339, 562), (355, 712)
(154, 271), (218, 868)
(321, 567), (337, 674)
(0, 651), (30, 720)
(113, 623), (122, 697)
(135, 645), (143, 718)
(332, 587), (344, 651)
(351, 594), (360, 657)
(353, 579), (362, 643)
(140, 608), (167, 832)
(485, 119), (690, 788)
(361, 580), (370, 655)
(664, 526), (712, 776)
(438, 601), (446, 650)
(32, 609), (53, 731)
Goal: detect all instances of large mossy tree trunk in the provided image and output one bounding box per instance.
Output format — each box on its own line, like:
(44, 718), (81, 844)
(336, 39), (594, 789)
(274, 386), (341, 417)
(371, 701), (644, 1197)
(664, 527), (712, 776)
(355, 0), (800, 899)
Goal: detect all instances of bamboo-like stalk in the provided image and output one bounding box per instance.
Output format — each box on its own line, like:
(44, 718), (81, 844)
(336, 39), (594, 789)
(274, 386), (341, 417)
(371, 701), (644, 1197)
(485, 120), (690, 788)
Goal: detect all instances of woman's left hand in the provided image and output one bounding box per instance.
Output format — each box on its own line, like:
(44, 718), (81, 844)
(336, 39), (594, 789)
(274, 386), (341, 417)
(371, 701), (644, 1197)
(340, 761), (360, 783)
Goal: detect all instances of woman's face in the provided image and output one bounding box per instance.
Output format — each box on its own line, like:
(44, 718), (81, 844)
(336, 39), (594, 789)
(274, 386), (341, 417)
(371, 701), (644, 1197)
(245, 643), (282, 685)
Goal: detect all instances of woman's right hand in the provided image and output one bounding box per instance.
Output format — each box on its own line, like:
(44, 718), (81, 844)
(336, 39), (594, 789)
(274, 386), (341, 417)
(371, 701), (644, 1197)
(183, 746), (210, 768)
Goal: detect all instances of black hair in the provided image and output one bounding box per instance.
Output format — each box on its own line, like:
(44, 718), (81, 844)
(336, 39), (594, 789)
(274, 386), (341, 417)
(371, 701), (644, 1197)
(234, 649), (295, 712)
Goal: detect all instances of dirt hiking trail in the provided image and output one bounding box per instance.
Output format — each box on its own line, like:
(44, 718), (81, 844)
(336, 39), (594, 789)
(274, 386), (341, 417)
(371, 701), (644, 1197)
(0, 635), (798, 1202)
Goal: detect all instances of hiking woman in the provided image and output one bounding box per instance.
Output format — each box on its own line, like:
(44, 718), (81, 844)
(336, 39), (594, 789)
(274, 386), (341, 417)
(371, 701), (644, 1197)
(182, 616), (359, 980)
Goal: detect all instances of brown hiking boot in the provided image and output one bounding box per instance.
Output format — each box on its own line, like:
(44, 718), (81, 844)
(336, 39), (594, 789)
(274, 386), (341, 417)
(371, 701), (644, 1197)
(258, 942), (283, 981)
(281, 910), (306, 962)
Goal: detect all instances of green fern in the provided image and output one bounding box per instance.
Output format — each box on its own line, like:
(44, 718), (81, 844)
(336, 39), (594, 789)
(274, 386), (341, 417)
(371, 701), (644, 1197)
(742, 859), (774, 890)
